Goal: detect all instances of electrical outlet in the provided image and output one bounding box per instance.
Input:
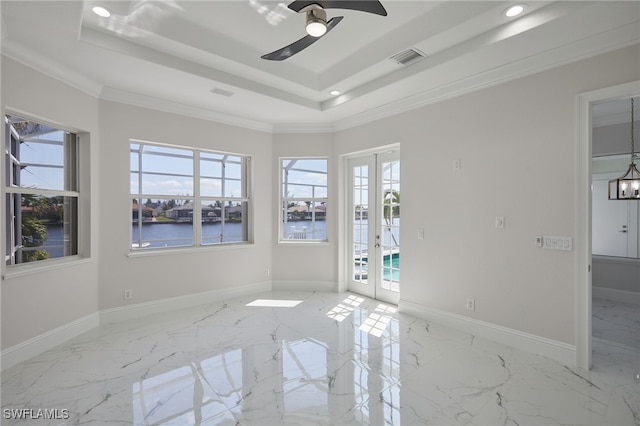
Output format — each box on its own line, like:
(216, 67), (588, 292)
(124, 289), (133, 300)
(466, 298), (475, 311)
(453, 159), (461, 171)
(265, 268), (271, 278)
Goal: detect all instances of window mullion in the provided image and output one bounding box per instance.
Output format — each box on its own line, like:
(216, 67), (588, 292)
(193, 150), (202, 247)
(220, 156), (227, 243)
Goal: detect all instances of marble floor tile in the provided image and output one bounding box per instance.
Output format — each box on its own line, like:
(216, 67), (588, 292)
(1, 291), (638, 425)
(593, 298), (640, 351)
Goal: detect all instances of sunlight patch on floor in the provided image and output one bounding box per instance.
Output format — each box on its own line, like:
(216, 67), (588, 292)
(360, 304), (397, 337)
(326, 295), (365, 322)
(246, 299), (302, 308)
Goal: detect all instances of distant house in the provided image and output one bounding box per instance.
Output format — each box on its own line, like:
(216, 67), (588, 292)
(354, 205), (368, 219)
(225, 204), (244, 219)
(287, 204), (326, 221)
(132, 203), (155, 221)
(166, 203), (220, 223)
(202, 205), (221, 223)
(145, 201), (161, 210)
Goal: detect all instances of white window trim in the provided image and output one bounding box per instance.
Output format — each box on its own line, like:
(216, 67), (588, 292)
(3, 114), (85, 273)
(279, 157), (328, 243)
(129, 140), (252, 252)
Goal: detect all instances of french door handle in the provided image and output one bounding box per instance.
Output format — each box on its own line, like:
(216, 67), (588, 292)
(619, 230), (628, 233)
(375, 243), (381, 248)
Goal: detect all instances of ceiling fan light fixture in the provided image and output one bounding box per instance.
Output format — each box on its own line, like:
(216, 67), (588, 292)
(305, 9), (327, 37)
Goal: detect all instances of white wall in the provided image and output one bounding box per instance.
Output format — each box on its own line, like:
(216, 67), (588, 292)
(271, 133), (337, 290)
(97, 101), (273, 310)
(3, 43), (640, 360)
(593, 120), (640, 156)
(1, 57), (100, 350)
(335, 45), (640, 346)
(593, 256), (640, 294)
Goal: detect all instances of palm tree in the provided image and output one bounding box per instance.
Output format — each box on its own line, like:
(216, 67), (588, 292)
(383, 190), (400, 247)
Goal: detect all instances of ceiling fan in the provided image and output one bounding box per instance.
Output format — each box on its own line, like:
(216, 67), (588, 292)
(261, 0), (387, 61)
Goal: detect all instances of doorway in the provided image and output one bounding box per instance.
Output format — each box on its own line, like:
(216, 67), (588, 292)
(577, 81), (640, 370)
(347, 151), (400, 305)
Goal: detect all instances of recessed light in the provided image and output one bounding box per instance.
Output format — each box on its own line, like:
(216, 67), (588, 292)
(504, 4), (527, 18)
(330, 90), (341, 96)
(92, 5), (111, 18)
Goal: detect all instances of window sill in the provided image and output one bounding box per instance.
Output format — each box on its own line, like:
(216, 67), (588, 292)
(127, 242), (255, 258)
(2, 256), (93, 280)
(278, 240), (330, 246)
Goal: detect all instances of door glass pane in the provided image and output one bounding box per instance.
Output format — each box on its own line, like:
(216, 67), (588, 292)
(380, 160), (400, 292)
(353, 164), (369, 283)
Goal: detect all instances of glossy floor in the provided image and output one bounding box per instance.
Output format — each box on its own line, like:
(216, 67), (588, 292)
(1, 291), (638, 425)
(593, 297), (640, 351)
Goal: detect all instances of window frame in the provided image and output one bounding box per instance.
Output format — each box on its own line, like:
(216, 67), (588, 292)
(3, 114), (82, 270)
(279, 157), (328, 243)
(129, 139), (252, 252)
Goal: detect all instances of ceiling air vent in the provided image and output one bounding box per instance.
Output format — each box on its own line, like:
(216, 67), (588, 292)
(389, 48), (425, 66)
(210, 87), (234, 97)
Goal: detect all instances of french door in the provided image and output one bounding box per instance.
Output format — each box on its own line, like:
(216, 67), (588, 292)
(348, 151), (400, 304)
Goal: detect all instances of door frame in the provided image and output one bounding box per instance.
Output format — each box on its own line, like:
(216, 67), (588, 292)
(340, 144), (400, 304)
(576, 80), (640, 370)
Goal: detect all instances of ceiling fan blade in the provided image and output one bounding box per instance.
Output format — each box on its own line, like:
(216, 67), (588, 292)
(261, 16), (343, 61)
(288, 0), (387, 16)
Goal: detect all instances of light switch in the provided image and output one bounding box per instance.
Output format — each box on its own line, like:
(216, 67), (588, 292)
(417, 228), (424, 240)
(542, 236), (572, 251)
(495, 216), (505, 229)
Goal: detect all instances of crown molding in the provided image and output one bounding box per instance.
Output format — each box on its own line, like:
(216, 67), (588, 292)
(3, 25), (638, 136)
(1, 42), (103, 98)
(330, 26), (640, 133)
(99, 86), (273, 133)
(272, 123), (336, 134)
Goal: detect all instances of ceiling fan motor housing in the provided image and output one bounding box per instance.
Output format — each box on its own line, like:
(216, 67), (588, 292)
(305, 8), (328, 37)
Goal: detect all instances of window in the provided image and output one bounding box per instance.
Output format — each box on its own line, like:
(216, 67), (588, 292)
(130, 141), (250, 250)
(4, 115), (79, 265)
(281, 158), (327, 241)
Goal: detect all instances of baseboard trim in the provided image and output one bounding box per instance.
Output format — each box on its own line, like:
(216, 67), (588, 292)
(2, 281), (272, 371)
(271, 280), (337, 292)
(399, 299), (576, 366)
(1, 312), (100, 371)
(593, 286), (640, 306)
(100, 281), (272, 323)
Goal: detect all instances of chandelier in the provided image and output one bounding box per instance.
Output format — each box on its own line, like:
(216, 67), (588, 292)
(608, 97), (640, 200)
